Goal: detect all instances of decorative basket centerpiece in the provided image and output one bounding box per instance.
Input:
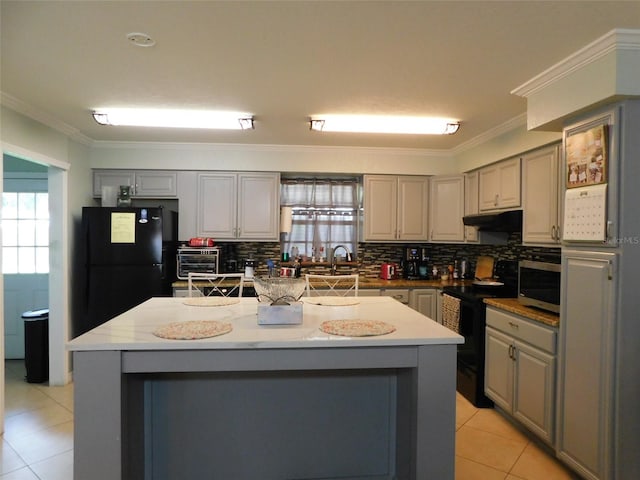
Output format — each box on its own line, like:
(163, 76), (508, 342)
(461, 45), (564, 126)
(252, 277), (306, 325)
(253, 277), (306, 305)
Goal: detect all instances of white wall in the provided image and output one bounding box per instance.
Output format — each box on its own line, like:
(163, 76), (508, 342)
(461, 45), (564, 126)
(1, 105), (94, 385)
(455, 126), (561, 173)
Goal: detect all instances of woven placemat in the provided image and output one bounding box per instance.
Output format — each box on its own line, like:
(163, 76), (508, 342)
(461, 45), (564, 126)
(319, 319), (395, 337)
(153, 320), (232, 340)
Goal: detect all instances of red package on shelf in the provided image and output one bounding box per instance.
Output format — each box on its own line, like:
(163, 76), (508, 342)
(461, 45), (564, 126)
(188, 237), (215, 247)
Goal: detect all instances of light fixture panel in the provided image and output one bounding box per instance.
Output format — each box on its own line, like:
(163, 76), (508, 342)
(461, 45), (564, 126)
(92, 108), (254, 130)
(309, 115), (460, 135)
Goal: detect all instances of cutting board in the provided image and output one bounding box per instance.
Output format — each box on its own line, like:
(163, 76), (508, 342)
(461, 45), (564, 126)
(475, 256), (495, 280)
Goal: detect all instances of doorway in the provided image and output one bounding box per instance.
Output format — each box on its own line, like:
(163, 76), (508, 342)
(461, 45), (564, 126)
(3, 156), (49, 360)
(0, 144), (70, 430)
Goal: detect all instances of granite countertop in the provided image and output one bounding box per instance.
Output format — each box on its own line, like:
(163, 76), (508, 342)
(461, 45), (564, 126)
(173, 277), (472, 289)
(484, 298), (559, 328)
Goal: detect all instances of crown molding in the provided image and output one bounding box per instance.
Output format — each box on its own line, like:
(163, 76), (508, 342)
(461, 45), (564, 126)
(1, 92), (94, 146)
(511, 28), (640, 98)
(451, 113), (527, 155)
(91, 140), (456, 159)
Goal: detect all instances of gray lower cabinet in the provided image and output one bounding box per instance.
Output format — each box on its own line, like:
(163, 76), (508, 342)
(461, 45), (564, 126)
(409, 288), (439, 321)
(485, 307), (556, 445)
(557, 250), (617, 480)
(380, 288), (410, 304)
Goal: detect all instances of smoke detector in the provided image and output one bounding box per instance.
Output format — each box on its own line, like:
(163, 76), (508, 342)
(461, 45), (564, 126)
(126, 32), (155, 47)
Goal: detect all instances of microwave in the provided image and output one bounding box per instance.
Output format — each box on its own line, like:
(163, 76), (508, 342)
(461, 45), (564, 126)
(518, 260), (561, 313)
(177, 247), (220, 279)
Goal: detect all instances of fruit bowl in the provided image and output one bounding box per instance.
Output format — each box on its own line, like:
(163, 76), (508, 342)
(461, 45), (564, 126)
(253, 276), (306, 305)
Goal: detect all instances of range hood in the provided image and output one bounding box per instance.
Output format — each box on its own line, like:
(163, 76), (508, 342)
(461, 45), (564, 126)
(463, 209), (522, 232)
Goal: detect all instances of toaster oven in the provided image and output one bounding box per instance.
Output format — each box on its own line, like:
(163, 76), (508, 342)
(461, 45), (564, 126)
(177, 247), (220, 279)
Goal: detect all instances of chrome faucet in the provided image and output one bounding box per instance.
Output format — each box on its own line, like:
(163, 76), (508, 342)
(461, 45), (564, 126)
(331, 245), (352, 275)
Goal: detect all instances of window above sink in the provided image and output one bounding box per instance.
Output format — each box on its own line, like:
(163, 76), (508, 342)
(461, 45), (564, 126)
(280, 177), (360, 262)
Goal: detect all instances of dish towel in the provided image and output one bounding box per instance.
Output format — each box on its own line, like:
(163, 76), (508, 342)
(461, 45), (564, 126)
(442, 294), (461, 334)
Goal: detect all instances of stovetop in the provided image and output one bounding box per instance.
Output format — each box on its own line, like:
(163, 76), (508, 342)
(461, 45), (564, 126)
(442, 284), (517, 303)
(443, 259), (518, 304)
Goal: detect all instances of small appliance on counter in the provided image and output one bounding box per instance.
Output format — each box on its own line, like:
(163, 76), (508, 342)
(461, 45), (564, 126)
(223, 258), (238, 273)
(403, 246), (430, 279)
(244, 258), (256, 278)
(177, 247), (220, 279)
(380, 263), (398, 280)
(403, 246), (420, 279)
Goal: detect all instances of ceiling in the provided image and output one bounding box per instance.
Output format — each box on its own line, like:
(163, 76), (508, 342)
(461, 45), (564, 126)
(2, 1), (640, 151)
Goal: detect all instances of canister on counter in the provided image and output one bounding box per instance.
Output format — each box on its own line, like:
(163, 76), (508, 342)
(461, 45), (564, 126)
(244, 258), (256, 278)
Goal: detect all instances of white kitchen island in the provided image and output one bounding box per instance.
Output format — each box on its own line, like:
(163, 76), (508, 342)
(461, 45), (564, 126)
(68, 296), (463, 480)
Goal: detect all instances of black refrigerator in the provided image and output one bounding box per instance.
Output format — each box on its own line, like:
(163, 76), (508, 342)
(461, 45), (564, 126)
(79, 207), (178, 336)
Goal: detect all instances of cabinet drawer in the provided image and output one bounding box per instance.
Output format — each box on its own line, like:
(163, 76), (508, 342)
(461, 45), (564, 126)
(486, 307), (556, 354)
(380, 289), (409, 304)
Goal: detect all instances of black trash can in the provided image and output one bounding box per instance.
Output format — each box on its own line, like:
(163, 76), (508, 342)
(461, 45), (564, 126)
(22, 308), (49, 383)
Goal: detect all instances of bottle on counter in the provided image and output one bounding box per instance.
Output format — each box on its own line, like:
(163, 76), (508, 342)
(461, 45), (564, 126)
(460, 258), (468, 279)
(453, 260), (459, 279)
(294, 257), (301, 278)
(432, 266), (439, 279)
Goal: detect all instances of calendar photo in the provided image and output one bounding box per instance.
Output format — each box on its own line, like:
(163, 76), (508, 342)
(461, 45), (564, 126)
(565, 123), (608, 189)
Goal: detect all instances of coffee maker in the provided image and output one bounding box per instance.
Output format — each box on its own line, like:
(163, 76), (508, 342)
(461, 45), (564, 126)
(418, 247), (430, 279)
(403, 246), (420, 279)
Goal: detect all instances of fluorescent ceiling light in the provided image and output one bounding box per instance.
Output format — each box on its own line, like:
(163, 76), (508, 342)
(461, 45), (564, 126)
(92, 108), (254, 130)
(309, 115), (460, 135)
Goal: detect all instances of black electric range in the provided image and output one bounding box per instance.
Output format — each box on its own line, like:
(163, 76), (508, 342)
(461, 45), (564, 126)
(442, 260), (518, 407)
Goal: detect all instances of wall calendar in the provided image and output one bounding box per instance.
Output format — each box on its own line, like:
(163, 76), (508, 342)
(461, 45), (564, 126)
(563, 184), (607, 241)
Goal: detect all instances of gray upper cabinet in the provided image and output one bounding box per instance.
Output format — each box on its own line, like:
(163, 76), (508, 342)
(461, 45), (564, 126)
(363, 175), (429, 241)
(478, 157), (521, 211)
(196, 172), (280, 241)
(522, 144), (562, 244)
(463, 171), (479, 242)
(93, 169), (178, 197)
(429, 175), (465, 242)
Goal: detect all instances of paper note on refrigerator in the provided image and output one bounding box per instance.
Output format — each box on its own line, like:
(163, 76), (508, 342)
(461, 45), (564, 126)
(563, 184), (607, 241)
(111, 212), (136, 243)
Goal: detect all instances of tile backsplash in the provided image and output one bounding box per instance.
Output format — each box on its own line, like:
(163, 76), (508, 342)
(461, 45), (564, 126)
(221, 233), (560, 279)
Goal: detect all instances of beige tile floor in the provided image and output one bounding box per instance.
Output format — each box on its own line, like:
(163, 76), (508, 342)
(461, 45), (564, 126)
(1, 359), (580, 479)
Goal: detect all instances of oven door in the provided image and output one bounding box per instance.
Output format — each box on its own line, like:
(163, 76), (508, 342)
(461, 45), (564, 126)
(443, 288), (494, 408)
